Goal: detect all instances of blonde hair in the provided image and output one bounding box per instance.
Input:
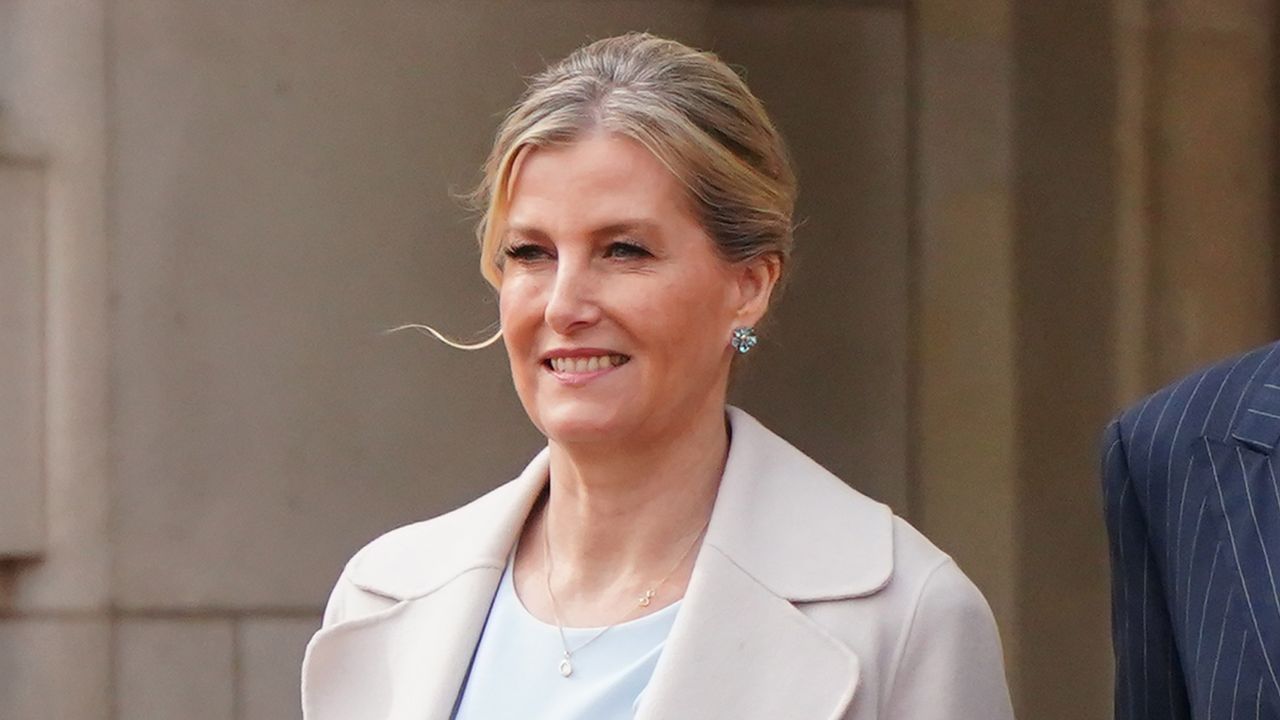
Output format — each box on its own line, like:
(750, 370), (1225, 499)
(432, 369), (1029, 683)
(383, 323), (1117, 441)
(392, 33), (796, 350)
(472, 32), (797, 287)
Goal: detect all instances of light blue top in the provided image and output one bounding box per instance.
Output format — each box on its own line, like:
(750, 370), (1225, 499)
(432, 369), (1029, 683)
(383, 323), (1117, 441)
(452, 557), (680, 720)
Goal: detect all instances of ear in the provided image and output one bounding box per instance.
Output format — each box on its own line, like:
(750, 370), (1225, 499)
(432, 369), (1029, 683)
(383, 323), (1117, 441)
(730, 254), (782, 327)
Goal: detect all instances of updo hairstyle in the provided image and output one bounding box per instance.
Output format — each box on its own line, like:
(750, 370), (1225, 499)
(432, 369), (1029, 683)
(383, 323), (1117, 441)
(470, 32), (797, 290)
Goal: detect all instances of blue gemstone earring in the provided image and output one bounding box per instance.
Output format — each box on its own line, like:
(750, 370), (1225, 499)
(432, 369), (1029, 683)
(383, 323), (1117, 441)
(730, 326), (758, 355)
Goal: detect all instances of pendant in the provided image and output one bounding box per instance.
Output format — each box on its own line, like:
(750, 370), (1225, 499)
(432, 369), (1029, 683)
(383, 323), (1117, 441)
(639, 589), (655, 607)
(559, 655), (573, 678)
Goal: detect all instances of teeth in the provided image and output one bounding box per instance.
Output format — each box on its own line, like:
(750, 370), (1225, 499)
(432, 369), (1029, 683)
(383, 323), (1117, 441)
(550, 354), (629, 373)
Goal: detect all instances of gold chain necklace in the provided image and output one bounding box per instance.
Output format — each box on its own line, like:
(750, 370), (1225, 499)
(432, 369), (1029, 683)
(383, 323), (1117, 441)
(541, 514), (710, 678)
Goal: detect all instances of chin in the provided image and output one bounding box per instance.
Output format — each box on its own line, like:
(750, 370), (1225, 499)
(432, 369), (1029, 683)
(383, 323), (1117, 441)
(531, 399), (635, 446)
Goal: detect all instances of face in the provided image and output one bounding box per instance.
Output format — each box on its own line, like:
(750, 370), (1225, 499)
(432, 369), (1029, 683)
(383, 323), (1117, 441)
(497, 133), (771, 447)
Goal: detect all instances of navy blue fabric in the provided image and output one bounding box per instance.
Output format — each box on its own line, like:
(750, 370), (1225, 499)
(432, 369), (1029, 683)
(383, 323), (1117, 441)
(1104, 341), (1280, 720)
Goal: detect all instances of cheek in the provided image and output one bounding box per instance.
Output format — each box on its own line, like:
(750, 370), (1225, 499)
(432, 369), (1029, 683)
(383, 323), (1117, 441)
(646, 274), (735, 360)
(498, 278), (540, 338)
(497, 283), (538, 383)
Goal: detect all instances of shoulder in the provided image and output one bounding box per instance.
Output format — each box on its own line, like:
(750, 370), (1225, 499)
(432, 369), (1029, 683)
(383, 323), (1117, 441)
(720, 406), (987, 609)
(887, 517), (993, 627)
(1108, 341), (1280, 487)
(1115, 340), (1280, 442)
(795, 511), (1008, 713)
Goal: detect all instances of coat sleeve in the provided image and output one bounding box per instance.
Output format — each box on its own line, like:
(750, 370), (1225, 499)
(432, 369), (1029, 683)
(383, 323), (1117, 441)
(1102, 418), (1190, 719)
(881, 558), (1016, 719)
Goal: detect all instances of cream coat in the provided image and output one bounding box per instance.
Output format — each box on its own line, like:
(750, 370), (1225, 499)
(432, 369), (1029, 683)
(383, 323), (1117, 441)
(301, 407), (1016, 719)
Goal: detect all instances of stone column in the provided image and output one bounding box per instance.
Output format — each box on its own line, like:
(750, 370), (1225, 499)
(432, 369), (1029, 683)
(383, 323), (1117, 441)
(1143, 0), (1277, 385)
(0, 1), (114, 719)
(913, 0), (1023, 699)
(1010, 3), (1117, 718)
(0, 159), (47, 558)
(916, 1), (1278, 717)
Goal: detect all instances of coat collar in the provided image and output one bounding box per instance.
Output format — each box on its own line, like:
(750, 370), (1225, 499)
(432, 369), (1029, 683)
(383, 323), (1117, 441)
(346, 406), (895, 603)
(306, 406), (894, 720)
(342, 446), (549, 601)
(703, 406), (894, 600)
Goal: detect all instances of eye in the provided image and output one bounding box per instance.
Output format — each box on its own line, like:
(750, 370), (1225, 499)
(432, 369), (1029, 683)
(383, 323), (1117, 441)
(503, 244), (552, 263)
(604, 241), (652, 259)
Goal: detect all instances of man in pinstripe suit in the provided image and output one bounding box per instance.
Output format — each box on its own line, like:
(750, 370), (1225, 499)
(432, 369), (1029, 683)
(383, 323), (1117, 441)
(1104, 340), (1280, 719)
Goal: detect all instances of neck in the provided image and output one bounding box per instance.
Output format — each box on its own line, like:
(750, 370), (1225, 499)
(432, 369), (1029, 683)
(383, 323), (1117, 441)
(520, 400), (729, 622)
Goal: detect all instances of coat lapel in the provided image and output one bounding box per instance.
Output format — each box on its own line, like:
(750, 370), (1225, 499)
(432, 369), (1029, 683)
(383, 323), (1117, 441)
(302, 567), (503, 720)
(638, 407), (893, 720)
(302, 451), (552, 720)
(636, 545), (860, 719)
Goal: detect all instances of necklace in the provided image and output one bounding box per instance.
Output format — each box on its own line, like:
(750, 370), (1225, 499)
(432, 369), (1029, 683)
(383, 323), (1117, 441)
(542, 513), (710, 678)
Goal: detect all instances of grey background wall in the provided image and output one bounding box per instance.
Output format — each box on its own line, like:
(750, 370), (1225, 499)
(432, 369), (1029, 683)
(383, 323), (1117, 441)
(0, 1), (1275, 718)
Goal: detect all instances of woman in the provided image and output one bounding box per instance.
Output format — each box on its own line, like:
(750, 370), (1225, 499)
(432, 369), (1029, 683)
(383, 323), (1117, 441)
(302, 33), (1014, 720)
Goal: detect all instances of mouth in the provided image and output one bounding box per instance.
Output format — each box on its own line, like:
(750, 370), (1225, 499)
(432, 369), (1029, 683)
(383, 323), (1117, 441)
(543, 353), (631, 374)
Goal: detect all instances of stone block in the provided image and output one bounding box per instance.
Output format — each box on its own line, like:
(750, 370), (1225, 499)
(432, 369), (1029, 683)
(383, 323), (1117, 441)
(116, 618), (235, 720)
(239, 616), (321, 720)
(0, 619), (111, 720)
(0, 161), (46, 558)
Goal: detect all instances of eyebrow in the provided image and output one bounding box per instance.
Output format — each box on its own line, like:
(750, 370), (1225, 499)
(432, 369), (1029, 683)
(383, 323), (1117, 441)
(502, 225), (550, 244)
(503, 220), (660, 243)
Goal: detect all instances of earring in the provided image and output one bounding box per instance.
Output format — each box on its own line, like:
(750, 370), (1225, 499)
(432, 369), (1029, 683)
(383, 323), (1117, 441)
(730, 326), (758, 355)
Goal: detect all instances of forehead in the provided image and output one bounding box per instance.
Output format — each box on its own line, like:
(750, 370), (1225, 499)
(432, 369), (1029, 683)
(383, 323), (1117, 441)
(504, 133), (693, 232)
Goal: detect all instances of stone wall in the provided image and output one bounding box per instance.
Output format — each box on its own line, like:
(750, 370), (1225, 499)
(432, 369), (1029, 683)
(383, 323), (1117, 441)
(0, 1), (1273, 718)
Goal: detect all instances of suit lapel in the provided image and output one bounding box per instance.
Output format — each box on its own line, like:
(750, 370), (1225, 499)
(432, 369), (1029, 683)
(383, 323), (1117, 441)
(637, 545), (859, 720)
(1199, 367), (1280, 702)
(1230, 355), (1280, 454)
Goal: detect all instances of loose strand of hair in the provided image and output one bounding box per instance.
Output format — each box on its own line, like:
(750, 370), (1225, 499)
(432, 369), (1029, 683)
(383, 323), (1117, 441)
(382, 323), (503, 351)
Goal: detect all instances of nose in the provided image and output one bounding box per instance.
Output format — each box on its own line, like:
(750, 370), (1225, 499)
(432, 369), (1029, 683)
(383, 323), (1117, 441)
(544, 256), (602, 335)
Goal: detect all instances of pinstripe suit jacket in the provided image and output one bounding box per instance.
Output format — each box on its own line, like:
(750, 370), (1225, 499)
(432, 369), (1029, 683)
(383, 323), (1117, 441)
(1104, 341), (1280, 720)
